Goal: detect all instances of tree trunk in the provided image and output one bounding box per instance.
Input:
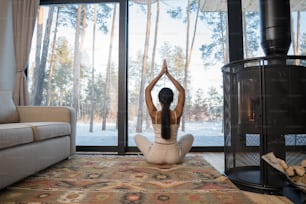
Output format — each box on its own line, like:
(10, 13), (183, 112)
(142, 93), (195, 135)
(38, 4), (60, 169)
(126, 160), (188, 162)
(187, 1), (199, 69)
(150, 0), (159, 78)
(224, 12), (229, 65)
(102, 4), (117, 131)
(242, 10), (248, 58)
(34, 6), (55, 105)
(182, 0), (200, 131)
(79, 5), (87, 120)
(89, 5), (96, 133)
(220, 12), (227, 63)
(47, 8), (60, 106)
(136, 1), (152, 133)
(80, 6), (87, 51)
(72, 5), (82, 118)
(32, 7), (44, 105)
(296, 11), (301, 55)
(291, 12), (296, 56)
(146, 0), (160, 130)
(182, 0), (191, 132)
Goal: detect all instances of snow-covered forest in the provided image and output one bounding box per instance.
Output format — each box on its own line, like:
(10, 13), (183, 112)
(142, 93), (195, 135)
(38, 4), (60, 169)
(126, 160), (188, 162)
(28, 1), (306, 146)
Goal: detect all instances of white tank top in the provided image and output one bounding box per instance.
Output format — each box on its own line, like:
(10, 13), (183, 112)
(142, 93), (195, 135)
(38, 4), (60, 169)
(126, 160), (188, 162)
(153, 111), (179, 144)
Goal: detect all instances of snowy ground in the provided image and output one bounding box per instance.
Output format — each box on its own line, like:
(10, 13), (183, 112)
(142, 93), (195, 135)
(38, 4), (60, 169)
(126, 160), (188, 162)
(76, 120), (306, 147)
(76, 121), (224, 146)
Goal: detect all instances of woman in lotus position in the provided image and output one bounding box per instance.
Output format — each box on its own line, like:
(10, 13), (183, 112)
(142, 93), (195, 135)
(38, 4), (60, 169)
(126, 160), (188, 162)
(134, 59), (194, 164)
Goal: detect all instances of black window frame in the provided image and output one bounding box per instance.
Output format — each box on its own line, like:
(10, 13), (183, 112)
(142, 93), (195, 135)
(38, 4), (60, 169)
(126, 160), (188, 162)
(38, 0), (244, 153)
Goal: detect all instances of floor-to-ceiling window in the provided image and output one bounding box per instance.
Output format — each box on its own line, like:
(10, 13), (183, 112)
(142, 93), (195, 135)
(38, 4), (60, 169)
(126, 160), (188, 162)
(29, 0), (229, 152)
(28, 1), (121, 151)
(242, 0), (306, 58)
(127, 0), (228, 149)
(30, 0), (306, 152)
(27, 0), (280, 152)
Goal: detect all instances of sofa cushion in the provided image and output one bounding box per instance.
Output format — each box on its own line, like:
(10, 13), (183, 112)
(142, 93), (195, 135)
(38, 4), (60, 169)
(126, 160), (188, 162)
(0, 124), (33, 150)
(0, 90), (19, 124)
(23, 122), (71, 141)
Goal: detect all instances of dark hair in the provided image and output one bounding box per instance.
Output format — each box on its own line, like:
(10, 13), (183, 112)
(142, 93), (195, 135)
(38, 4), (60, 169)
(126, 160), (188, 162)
(158, 88), (174, 139)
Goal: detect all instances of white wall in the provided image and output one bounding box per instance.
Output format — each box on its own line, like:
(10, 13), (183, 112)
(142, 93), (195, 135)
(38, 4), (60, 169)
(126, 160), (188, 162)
(0, 0), (15, 91)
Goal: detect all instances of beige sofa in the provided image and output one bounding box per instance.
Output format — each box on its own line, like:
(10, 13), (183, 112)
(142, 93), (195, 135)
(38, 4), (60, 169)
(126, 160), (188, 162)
(0, 90), (76, 190)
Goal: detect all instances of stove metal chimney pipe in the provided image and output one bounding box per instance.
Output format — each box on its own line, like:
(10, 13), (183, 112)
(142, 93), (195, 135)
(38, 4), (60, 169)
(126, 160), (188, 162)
(259, 0), (291, 57)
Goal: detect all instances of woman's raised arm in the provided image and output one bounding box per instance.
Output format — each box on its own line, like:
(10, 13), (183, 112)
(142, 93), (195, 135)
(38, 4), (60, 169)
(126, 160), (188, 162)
(145, 65), (165, 119)
(164, 61), (185, 119)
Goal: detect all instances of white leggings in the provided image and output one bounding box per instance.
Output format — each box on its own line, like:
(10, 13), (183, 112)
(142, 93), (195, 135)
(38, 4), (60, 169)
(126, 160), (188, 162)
(134, 134), (194, 164)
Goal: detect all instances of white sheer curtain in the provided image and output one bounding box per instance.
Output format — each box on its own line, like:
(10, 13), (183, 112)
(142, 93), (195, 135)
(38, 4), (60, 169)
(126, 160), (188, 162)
(12, 0), (39, 105)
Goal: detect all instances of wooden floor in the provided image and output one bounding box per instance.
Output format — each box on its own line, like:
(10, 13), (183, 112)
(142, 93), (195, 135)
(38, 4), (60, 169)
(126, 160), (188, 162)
(201, 152), (293, 204)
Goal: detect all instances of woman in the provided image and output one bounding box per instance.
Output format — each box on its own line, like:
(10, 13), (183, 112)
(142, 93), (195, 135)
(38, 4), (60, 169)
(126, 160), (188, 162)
(134, 59), (194, 164)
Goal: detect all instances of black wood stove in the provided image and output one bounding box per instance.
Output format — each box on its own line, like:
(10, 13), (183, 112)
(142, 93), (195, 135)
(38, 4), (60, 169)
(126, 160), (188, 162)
(222, 0), (306, 201)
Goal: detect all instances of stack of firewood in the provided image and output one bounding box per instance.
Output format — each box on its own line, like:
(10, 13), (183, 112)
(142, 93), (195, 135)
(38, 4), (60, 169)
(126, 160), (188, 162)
(278, 159), (306, 177)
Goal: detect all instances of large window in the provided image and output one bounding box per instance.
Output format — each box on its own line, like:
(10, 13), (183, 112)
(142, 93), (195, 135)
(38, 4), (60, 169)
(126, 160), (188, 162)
(28, 2), (120, 147)
(242, 0), (306, 58)
(127, 0), (227, 147)
(29, 0), (228, 152)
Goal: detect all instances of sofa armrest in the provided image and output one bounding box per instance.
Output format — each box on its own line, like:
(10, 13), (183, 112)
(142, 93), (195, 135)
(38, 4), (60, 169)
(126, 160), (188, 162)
(16, 106), (76, 155)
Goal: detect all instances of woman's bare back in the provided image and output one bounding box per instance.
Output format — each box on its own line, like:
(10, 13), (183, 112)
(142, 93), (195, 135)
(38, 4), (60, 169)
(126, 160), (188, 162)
(153, 111), (179, 125)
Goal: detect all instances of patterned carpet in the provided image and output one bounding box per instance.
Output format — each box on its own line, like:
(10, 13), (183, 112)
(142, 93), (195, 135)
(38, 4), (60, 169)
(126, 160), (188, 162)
(0, 154), (255, 204)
